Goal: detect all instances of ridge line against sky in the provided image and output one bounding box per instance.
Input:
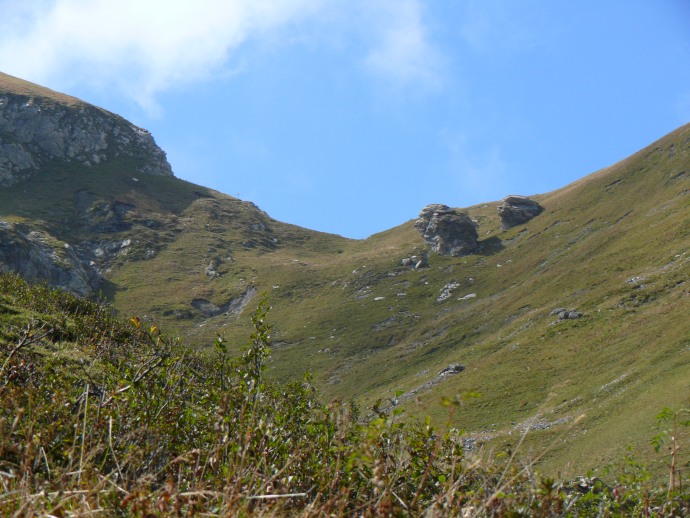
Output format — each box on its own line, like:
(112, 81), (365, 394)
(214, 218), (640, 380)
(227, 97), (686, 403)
(0, 0), (689, 238)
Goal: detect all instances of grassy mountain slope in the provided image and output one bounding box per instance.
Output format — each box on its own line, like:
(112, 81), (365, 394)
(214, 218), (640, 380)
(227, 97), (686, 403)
(0, 71), (84, 106)
(0, 75), (688, 479)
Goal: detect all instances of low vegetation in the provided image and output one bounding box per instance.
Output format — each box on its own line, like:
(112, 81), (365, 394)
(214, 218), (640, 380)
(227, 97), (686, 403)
(1, 274), (688, 516)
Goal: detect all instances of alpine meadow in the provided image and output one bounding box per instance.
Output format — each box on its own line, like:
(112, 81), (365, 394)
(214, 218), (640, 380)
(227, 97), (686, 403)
(0, 72), (689, 515)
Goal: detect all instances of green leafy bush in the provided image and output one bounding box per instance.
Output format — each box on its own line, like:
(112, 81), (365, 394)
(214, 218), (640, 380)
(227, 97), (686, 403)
(0, 273), (688, 515)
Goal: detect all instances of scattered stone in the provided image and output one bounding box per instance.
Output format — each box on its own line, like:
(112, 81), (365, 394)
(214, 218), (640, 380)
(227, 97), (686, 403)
(415, 204), (479, 257)
(401, 254), (428, 269)
(497, 195), (543, 229)
(374, 296), (385, 301)
(205, 257), (222, 277)
(458, 293), (477, 300)
(437, 281), (460, 302)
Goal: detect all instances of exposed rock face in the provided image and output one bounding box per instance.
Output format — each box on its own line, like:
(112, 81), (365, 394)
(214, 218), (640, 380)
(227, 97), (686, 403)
(0, 222), (98, 296)
(0, 88), (172, 187)
(75, 190), (134, 233)
(191, 286), (258, 318)
(415, 204), (479, 256)
(497, 195), (543, 229)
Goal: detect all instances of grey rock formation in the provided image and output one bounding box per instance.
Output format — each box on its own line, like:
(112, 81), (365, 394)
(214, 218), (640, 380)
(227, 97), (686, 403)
(439, 364), (465, 376)
(550, 307), (582, 320)
(191, 286), (258, 318)
(0, 92), (172, 187)
(400, 254), (428, 269)
(437, 281), (460, 302)
(497, 195), (543, 229)
(0, 221), (98, 296)
(415, 204), (479, 256)
(76, 190), (134, 232)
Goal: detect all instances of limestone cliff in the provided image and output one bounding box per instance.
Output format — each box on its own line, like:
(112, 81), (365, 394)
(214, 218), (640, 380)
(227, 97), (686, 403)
(0, 72), (172, 187)
(0, 72), (175, 295)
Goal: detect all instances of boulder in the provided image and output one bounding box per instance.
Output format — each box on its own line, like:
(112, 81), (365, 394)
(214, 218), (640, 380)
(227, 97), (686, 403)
(497, 195), (543, 229)
(415, 204), (479, 257)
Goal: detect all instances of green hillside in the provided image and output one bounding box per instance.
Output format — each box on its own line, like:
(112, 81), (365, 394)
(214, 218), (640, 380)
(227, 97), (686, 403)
(0, 73), (688, 482)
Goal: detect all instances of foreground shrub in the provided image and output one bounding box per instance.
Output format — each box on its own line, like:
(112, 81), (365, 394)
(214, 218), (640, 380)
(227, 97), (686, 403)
(0, 273), (688, 516)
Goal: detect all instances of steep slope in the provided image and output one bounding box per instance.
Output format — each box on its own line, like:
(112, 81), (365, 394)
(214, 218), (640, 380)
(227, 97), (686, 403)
(0, 73), (688, 478)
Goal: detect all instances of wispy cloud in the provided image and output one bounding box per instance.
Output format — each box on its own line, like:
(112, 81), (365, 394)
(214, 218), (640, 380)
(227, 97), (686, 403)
(361, 0), (444, 92)
(440, 129), (511, 203)
(676, 92), (690, 123)
(0, 0), (446, 112)
(0, 0), (325, 112)
(460, 0), (540, 55)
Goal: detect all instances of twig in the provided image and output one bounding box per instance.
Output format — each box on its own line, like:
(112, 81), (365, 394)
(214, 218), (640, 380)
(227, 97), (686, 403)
(246, 493), (308, 500)
(109, 416), (124, 482)
(410, 435), (440, 510)
(133, 357), (163, 383)
(78, 382), (89, 484)
(0, 322), (52, 378)
(98, 473), (129, 495)
(41, 446), (51, 478)
(178, 490), (225, 498)
(101, 384), (131, 406)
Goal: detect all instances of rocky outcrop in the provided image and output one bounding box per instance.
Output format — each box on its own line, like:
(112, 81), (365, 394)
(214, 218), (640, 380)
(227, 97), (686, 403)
(400, 254), (427, 270)
(191, 286), (258, 318)
(439, 364), (465, 376)
(76, 190), (134, 232)
(0, 221), (98, 296)
(550, 307), (582, 321)
(415, 204), (479, 256)
(437, 281), (459, 302)
(0, 84), (172, 187)
(497, 195), (543, 229)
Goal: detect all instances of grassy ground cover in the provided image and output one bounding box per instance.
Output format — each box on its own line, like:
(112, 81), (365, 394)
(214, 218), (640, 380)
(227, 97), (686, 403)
(1, 274), (689, 516)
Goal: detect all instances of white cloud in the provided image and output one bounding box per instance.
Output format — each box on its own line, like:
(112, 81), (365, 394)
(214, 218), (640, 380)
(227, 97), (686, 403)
(0, 0), (445, 111)
(0, 0), (325, 112)
(361, 0), (444, 92)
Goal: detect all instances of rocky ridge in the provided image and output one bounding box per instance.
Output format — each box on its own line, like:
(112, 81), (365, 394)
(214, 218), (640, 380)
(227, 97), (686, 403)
(0, 72), (172, 187)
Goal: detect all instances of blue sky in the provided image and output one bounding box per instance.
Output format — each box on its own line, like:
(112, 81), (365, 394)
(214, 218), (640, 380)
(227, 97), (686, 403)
(1, 1), (689, 238)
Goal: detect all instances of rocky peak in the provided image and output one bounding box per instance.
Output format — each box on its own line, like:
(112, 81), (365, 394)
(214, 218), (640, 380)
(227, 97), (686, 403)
(497, 195), (543, 229)
(415, 204), (479, 256)
(0, 72), (173, 187)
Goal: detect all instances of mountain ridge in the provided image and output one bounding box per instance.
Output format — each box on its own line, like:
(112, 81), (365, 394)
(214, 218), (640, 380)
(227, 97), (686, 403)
(0, 73), (688, 477)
